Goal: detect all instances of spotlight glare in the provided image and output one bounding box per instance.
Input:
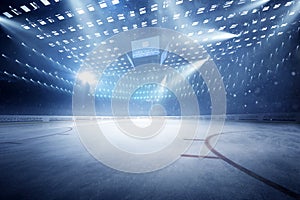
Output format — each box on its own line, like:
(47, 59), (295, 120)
(77, 71), (97, 86)
(241, 0), (271, 13)
(211, 31), (240, 41)
(0, 16), (24, 30)
(195, 31), (239, 42)
(181, 57), (210, 79)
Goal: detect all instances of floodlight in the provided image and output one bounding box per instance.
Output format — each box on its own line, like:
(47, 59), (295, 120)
(77, 71), (98, 86)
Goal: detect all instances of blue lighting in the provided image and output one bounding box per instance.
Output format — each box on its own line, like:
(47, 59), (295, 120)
(0, 0), (299, 115)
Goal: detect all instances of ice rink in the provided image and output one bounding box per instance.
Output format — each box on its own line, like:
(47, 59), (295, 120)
(0, 118), (299, 200)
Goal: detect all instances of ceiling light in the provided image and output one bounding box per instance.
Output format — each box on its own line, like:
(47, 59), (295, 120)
(76, 8), (85, 15)
(99, 2), (107, 8)
(40, 0), (50, 6)
(55, 14), (64, 20)
(30, 2), (39, 10)
(87, 5), (95, 11)
(20, 5), (31, 12)
(151, 4), (158, 11)
(3, 12), (13, 18)
(112, 0), (119, 5)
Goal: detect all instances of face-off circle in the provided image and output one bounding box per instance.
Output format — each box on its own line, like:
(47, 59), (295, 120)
(72, 27), (226, 173)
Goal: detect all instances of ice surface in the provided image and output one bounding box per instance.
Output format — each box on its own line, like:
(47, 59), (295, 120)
(0, 119), (299, 199)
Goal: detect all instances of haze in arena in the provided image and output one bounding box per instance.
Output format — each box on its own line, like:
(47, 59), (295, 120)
(0, 0), (299, 199)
